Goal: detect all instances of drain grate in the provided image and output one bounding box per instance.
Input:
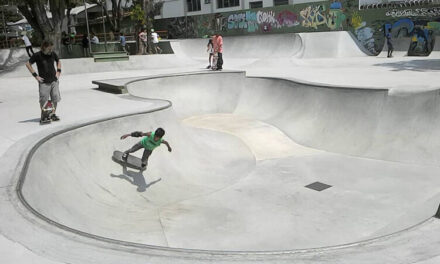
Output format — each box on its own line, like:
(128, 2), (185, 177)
(305, 181), (332, 192)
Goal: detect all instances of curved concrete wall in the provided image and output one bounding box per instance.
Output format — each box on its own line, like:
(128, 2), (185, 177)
(22, 109), (255, 247)
(20, 71), (440, 253)
(171, 32), (368, 60)
(128, 71), (440, 166)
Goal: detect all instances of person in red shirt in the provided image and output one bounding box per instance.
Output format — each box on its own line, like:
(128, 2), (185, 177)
(214, 33), (223, 70)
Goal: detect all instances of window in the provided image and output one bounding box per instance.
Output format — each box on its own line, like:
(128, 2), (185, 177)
(187, 0), (201, 12)
(273, 0), (288, 6)
(250, 1), (263, 8)
(218, 0), (240, 8)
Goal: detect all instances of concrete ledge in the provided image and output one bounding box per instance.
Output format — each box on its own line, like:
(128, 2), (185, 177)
(92, 79), (129, 94)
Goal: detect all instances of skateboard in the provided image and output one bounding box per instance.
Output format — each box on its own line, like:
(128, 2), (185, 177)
(211, 53), (218, 71)
(40, 100), (53, 125)
(112, 150), (145, 170)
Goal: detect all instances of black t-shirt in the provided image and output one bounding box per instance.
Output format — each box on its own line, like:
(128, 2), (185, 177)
(62, 36), (70, 45)
(82, 37), (89, 48)
(29, 51), (59, 83)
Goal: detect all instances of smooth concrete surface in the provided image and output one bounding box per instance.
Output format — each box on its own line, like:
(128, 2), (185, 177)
(1, 31), (440, 263)
(171, 32), (367, 62)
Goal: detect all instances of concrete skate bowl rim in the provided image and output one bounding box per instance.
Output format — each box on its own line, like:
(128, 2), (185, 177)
(15, 71), (435, 257)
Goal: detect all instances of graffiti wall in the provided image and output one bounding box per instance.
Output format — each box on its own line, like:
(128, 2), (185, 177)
(154, 0), (440, 56)
(351, 6), (440, 55)
(157, 1), (350, 37)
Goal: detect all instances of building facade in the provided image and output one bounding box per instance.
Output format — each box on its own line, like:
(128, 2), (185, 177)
(157, 0), (323, 19)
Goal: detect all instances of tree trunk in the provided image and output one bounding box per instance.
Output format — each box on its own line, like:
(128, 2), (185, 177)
(17, 0), (67, 55)
(67, 8), (72, 34)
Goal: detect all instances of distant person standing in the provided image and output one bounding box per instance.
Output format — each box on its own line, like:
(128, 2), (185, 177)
(151, 29), (162, 54)
(214, 33), (223, 70)
(22, 33), (34, 57)
(25, 40), (62, 123)
(206, 37), (214, 69)
(119, 32), (128, 54)
(62, 31), (72, 54)
(82, 34), (90, 57)
(139, 29), (148, 55)
(90, 33), (99, 44)
(386, 31), (393, 58)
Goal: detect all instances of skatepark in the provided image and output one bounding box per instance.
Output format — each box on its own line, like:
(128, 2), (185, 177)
(1, 32), (440, 263)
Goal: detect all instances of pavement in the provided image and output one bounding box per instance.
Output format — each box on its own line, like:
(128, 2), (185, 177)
(0, 32), (440, 263)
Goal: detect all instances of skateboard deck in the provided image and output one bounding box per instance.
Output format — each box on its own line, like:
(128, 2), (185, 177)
(40, 100), (53, 125)
(112, 150), (144, 170)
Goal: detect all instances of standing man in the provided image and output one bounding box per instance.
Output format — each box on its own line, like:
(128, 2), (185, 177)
(214, 33), (223, 70)
(119, 32), (128, 54)
(139, 29), (148, 55)
(22, 33), (34, 57)
(151, 29), (162, 54)
(90, 32), (100, 44)
(25, 40), (62, 123)
(82, 33), (90, 57)
(386, 30), (393, 58)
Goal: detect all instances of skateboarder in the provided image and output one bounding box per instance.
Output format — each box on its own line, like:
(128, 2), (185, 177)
(25, 40), (62, 123)
(22, 33), (34, 57)
(151, 29), (162, 54)
(213, 33), (223, 70)
(120, 128), (172, 170)
(206, 37), (214, 69)
(386, 31), (393, 58)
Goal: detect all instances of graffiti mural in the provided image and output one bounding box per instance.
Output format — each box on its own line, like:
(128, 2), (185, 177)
(327, 2), (346, 30)
(299, 2), (346, 30)
(300, 5), (328, 29)
(277, 11), (300, 28)
(154, 0), (440, 56)
(386, 8), (440, 18)
(227, 9), (299, 33)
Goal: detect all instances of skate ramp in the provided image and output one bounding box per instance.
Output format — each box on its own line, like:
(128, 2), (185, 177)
(379, 37), (411, 57)
(20, 71), (440, 252)
(0, 48), (31, 72)
(295, 31), (368, 58)
(1, 54), (198, 78)
(171, 31), (368, 62)
(170, 33), (303, 62)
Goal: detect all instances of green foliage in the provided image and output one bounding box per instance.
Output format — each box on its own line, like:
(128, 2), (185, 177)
(130, 4), (146, 25)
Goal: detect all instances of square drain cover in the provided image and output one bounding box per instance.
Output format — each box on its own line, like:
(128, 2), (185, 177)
(305, 182), (332, 192)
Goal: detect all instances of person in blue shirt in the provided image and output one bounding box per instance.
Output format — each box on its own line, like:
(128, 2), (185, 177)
(119, 32), (127, 54)
(386, 31), (393, 58)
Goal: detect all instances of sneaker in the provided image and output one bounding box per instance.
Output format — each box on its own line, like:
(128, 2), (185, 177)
(141, 163), (147, 170)
(122, 153), (128, 161)
(206, 65), (211, 69)
(51, 114), (60, 121)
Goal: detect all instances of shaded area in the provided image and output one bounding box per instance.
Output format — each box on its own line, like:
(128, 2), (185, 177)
(111, 166), (162, 192)
(18, 118), (41, 123)
(374, 59), (440, 72)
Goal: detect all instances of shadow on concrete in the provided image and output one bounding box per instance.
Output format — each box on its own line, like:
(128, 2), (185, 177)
(111, 166), (161, 192)
(18, 118), (40, 123)
(374, 59), (440, 72)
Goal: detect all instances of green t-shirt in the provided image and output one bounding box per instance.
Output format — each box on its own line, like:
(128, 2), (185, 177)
(140, 132), (163, 150)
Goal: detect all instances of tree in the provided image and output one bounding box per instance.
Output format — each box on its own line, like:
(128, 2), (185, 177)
(90, 0), (129, 33)
(17, 0), (81, 53)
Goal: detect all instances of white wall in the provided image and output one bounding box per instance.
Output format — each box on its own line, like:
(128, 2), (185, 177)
(161, 0), (186, 18)
(244, 0), (273, 9)
(158, 0), (328, 19)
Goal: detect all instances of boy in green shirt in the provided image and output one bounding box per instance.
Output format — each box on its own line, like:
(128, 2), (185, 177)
(120, 128), (172, 169)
